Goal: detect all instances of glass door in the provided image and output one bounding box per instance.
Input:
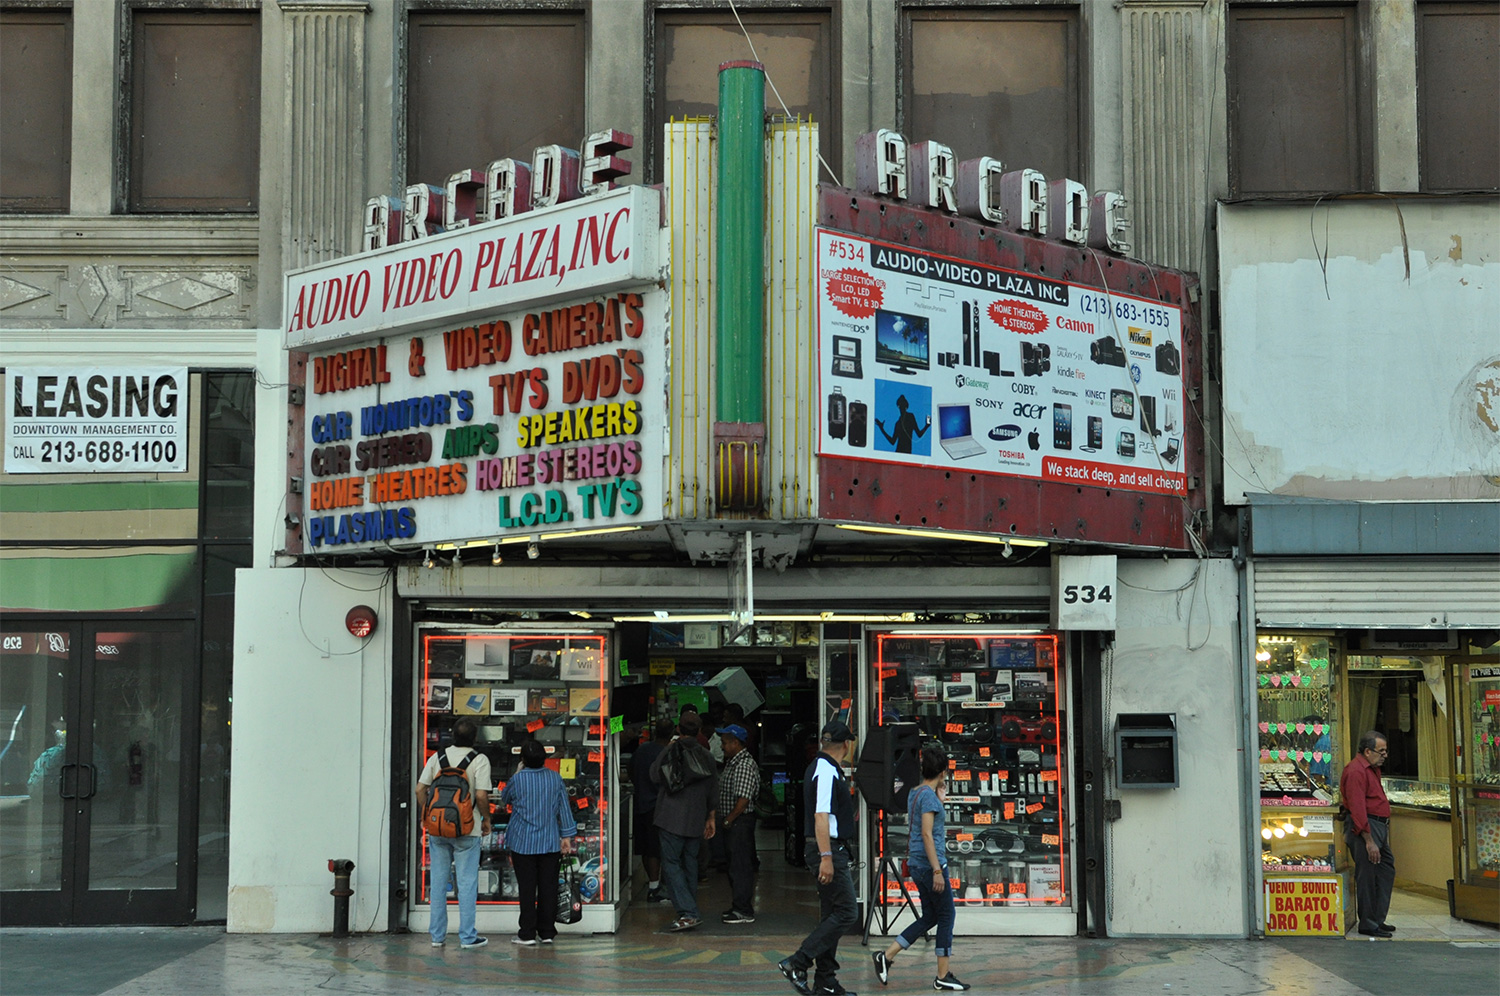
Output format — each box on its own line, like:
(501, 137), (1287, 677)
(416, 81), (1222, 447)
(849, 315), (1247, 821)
(1450, 655), (1500, 926)
(0, 621), (196, 925)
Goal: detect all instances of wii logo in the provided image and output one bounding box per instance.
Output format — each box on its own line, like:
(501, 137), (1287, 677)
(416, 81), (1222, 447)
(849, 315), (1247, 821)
(1163, 388), (1179, 401)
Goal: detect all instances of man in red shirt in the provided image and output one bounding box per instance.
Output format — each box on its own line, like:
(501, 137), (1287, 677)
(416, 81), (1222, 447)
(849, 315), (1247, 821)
(1339, 730), (1395, 938)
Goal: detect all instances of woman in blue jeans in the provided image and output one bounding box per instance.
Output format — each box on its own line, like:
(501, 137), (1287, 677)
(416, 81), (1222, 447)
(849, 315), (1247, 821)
(872, 745), (969, 991)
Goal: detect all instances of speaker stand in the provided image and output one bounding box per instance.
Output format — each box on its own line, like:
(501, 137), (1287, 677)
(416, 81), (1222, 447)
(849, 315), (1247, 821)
(862, 818), (919, 944)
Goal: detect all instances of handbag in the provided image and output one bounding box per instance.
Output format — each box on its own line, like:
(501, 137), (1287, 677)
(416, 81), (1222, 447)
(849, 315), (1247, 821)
(555, 858), (583, 924)
(659, 739), (715, 794)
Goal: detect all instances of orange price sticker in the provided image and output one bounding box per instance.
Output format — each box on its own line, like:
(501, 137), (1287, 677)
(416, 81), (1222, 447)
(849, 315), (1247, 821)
(949, 877), (960, 891)
(577, 797), (590, 809)
(979, 747), (991, 757)
(972, 812), (993, 825)
(841, 698), (852, 709)
(1008, 882), (1027, 895)
(587, 751), (604, 763)
(1026, 802), (1043, 814)
(945, 722), (964, 734)
(1041, 833), (1060, 846)
(1003, 802), (1015, 820)
(985, 882), (1005, 896)
(997, 770), (1009, 780)
(949, 759), (957, 770)
(955, 832), (974, 842)
(1040, 770), (1059, 782)
(880, 668), (899, 680)
(526, 719), (544, 733)
(953, 770), (972, 781)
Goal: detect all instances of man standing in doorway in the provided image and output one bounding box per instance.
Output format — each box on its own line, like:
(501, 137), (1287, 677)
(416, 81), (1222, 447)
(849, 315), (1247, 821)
(718, 723), (760, 924)
(778, 720), (859, 996)
(631, 719), (674, 904)
(1341, 730), (1396, 938)
(415, 717), (491, 950)
(650, 712), (718, 932)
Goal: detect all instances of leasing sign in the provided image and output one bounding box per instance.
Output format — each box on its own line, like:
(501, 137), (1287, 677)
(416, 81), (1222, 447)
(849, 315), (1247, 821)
(5, 367), (188, 473)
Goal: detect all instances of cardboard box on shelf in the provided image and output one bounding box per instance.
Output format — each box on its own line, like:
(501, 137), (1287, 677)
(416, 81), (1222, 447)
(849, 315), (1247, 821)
(704, 666), (766, 715)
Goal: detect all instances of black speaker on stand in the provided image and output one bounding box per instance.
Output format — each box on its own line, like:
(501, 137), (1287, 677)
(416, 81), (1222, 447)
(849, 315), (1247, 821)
(855, 722), (923, 943)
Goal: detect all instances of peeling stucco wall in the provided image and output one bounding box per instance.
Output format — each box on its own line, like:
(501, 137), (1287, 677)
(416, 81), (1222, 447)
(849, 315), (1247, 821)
(1218, 199), (1500, 505)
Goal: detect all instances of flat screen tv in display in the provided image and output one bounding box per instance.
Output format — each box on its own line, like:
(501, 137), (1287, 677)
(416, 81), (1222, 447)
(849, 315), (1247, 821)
(874, 309), (930, 375)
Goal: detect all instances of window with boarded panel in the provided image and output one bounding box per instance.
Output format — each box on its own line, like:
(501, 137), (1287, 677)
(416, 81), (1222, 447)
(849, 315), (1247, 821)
(128, 10), (260, 212)
(0, 9), (72, 213)
(651, 8), (836, 183)
(901, 6), (1078, 184)
(1227, 4), (1368, 196)
(1418, 1), (1500, 192)
(407, 11), (586, 185)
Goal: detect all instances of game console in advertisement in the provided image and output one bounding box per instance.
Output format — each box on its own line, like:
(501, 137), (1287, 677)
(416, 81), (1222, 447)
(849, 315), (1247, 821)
(831, 335), (863, 378)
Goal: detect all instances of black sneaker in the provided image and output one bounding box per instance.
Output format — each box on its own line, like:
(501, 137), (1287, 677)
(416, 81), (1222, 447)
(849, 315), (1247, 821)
(646, 887), (666, 904)
(817, 983), (857, 996)
(933, 973), (970, 991)
(778, 958), (812, 996)
(872, 950), (890, 985)
(722, 909), (755, 924)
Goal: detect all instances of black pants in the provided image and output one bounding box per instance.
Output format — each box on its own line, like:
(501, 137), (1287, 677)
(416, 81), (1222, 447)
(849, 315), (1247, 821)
(1347, 818), (1395, 932)
(511, 851), (561, 941)
(725, 814), (757, 914)
(792, 841), (857, 989)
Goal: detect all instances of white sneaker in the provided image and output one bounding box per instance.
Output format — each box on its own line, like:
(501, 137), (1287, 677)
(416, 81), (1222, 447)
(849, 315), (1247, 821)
(511, 935), (537, 946)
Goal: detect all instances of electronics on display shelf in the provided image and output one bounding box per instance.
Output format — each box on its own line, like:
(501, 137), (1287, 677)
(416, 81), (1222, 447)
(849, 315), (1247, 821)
(872, 633), (1068, 909)
(418, 630), (612, 905)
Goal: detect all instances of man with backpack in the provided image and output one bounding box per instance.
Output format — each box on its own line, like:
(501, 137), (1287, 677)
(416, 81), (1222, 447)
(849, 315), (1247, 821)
(416, 717), (492, 949)
(649, 712), (718, 932)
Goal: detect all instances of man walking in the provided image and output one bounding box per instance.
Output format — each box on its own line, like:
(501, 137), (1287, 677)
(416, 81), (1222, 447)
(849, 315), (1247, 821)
(631, 719), (674, 904)
(718, 723), (760, 924)
(415, 717), (491, 949)
(1341, 730), (1396, 938)
(650, 712), (718, 932)
(778, 720), (859, 996)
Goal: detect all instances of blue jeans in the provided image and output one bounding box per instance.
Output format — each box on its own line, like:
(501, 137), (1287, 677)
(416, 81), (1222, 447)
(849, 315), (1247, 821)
(428, 834), (481, 945)
(898, 860), (956, 957)
(659, 828), (701, 920)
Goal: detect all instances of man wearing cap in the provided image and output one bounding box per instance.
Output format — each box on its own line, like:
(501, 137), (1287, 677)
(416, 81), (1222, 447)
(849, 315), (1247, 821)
(778, 720), (859, 996)
(718, 723), (761, 924)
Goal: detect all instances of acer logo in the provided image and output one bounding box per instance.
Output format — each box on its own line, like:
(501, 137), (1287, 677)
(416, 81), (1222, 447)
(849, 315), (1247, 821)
(1013, 402), (1048, 419)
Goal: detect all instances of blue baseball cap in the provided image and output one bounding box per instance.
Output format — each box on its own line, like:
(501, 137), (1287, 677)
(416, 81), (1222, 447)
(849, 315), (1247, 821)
(720, 723), (750, 744)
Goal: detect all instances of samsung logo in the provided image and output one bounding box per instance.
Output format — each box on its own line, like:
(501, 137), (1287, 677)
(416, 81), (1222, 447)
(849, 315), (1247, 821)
(990, 424), (1022, 441)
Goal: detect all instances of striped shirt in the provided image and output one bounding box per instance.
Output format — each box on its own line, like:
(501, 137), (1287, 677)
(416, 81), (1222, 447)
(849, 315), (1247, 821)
(498, 766), (577, 855)
(719, 748), (761, 818)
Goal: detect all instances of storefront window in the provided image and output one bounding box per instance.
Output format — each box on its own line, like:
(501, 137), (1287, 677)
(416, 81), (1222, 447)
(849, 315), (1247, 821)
(417, 629), (611, 908)
(1347, 653), (1451, 811)
(872, 632), (1067, 910)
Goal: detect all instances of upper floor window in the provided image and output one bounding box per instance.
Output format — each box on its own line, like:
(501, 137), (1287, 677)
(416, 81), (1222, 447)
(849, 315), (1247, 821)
(1227, 3), (1370, 196)
(901, 5), (1079, 183)
(0, 9), (72, 213)
(406, 11), (586, 185)
(1417, 1), (1499, 192)
(651, 8), (836, 183)
(128, 9), (261, 212)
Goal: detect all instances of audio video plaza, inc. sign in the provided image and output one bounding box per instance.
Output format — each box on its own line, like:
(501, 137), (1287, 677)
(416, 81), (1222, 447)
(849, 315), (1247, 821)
(288, 187), (666, 550)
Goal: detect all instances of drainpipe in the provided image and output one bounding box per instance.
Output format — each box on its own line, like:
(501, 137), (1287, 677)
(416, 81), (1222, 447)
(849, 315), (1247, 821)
(713, 60), (766, 513)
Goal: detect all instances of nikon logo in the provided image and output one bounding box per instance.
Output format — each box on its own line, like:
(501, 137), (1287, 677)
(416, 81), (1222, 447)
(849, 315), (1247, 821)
(1128, 327), (1152, 346)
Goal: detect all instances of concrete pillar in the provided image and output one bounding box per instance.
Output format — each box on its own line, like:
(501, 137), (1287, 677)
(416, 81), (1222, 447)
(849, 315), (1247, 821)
(1370, 0), (1419, 192)
(839, 0), (897, 185)
(588, 0), (646, 165)
(68, 2), (117, 214)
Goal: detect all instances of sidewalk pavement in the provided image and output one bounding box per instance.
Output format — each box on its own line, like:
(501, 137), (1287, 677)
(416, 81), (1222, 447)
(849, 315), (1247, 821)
(2, 927), (1497, 996)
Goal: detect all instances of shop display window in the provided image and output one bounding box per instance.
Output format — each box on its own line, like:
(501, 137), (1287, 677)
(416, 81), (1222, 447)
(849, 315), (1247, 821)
(1259, 812), (1337, 874)
(873, 632), (1068, 909)
(1256, 634), (1339, 806)
(1456, 662), (1500, 888)
(417, 629), (611, 907)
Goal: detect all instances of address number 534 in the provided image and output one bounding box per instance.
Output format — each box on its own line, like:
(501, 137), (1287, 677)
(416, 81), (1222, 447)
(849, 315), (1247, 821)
(1061, 584), (1112, 604)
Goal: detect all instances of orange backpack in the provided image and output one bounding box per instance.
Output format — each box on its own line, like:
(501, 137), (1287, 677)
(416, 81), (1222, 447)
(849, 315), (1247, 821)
(422, 748), (478, 838)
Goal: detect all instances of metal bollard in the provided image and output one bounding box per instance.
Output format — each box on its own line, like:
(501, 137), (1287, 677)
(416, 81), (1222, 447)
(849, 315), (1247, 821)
(328, 858), (355, 937)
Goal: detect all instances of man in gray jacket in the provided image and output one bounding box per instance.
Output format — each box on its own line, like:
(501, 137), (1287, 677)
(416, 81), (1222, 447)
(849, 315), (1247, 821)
(650, 712), (718, 931)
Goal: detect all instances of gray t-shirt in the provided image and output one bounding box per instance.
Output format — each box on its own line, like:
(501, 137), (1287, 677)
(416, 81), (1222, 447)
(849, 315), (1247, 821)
(906, 783), (946, 869)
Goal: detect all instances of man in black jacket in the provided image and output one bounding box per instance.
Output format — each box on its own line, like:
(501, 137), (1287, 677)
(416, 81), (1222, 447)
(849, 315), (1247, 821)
(778, 720), (859, 996)
(649, 713), (718, 932)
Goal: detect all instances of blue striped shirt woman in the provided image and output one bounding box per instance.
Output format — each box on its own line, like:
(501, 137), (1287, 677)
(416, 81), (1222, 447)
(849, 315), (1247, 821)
(498, 741), (578, 944)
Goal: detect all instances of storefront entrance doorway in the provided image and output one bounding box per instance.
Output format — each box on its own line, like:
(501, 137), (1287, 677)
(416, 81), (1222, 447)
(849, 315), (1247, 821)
(0, 622), (199, 925)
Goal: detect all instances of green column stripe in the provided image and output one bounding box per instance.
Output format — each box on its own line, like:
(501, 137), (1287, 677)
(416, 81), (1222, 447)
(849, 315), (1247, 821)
(0, 552), (197, 612)
(0, 481), (199, 513)
(715, 63), (766, 423)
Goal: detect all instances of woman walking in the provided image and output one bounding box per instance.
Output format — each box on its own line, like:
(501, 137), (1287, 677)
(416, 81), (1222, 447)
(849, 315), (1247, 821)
(499, 739), (577, 945)
(872, 745), (970, 991)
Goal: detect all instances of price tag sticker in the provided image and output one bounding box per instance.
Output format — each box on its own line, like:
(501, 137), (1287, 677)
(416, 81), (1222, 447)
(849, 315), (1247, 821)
(1003, 802), (1015, 820)
(945, 722), (964, 734)
(955, 832), (974, 842)
(841, 698), (852, 710)
(1040, 770), (1059, 782)
(986, 882), (1005, 896)
(1041, 833), (1060, 846)
(972, 812), (993, 825)
(1008, 882), (1027, 895)
(558, 759), (577, 779)
(577, 797), (590, 809)
(953, 770), (971, 782)
(949, 759), (958, 770)
(526, 718), (545, 733)
(1026, 802), (1043, 815)
(950, 877), (960, 891)
(997, 770), (1009, 781)
(880, 668), (899, 680)
(586, 750), (603, 763)
(608, 715), (624, 734)
(979, 747), (991, 757)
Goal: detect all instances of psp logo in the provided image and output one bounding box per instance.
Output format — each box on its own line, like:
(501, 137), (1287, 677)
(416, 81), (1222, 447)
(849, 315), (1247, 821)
(1013, 402), (1048, 419)
(1130, 363), (1142, 385)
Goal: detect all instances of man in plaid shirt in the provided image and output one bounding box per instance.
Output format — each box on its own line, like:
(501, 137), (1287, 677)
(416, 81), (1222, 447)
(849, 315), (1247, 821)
(718, 724), (760, 924)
